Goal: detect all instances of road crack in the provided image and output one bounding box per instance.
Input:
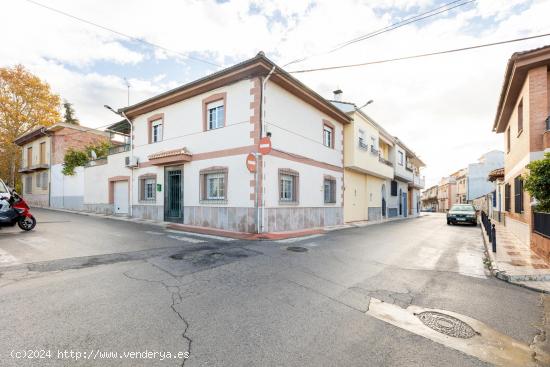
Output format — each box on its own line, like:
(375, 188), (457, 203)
(122, 270), (192, 366)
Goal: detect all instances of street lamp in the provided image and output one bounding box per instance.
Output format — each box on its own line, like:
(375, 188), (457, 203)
(358, 99), (374, 109)
(104, 104), (134, 217)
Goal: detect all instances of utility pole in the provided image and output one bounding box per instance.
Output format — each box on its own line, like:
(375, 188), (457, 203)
(124, 77), (131, 106)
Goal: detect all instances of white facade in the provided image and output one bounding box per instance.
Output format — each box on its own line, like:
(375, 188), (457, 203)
(77, 55), (349, 233)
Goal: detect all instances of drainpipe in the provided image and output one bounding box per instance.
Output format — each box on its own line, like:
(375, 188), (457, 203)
(257, 66), (276, 234)
(120, 111), (134, 217)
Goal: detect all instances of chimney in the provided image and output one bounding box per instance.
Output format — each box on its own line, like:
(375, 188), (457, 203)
(333, 89), (343, 101)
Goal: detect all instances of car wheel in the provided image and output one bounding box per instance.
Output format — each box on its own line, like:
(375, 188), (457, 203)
(447, 220), (451, 225)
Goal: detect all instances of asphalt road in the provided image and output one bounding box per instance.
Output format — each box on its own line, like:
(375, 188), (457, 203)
(0, 209), (547, 366)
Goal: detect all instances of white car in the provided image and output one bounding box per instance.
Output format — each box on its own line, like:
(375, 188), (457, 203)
(0, 179), (9, 199)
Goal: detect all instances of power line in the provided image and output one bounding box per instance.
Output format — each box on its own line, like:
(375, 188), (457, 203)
(24, 0), (221, 68)
(287, 32), (550, 74)
(330, 0), (475, 52)
(283, 0), (475, 67)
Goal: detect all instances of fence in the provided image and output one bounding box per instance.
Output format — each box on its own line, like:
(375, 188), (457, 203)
(534, 212), (550, 238)
(481, 211), (497, 252)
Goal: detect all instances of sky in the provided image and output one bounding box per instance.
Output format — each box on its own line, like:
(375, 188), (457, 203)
(1, 0), (549, 187)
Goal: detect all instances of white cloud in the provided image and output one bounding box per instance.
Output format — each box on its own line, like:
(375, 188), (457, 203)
(0, 0), (548, 187)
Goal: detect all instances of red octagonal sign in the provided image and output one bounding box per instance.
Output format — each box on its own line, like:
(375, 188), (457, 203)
(259, 137), (272, 155)
(246, 153), (257, 173)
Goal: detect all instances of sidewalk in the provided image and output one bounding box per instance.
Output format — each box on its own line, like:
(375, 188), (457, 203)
(40, 206), (425, 240)
(480, 220), (550, 293)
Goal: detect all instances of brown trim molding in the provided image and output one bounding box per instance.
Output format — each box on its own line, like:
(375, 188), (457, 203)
(202, 92), (227, 131)
(138, 145), (343, 174)
(147, 113), (164, 144)
(271, 149), (343, 172)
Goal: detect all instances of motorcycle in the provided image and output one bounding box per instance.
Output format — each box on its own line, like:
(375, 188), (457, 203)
(0, 189), (37, 231)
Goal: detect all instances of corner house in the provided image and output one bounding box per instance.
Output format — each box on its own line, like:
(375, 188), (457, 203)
(86, 52), (351, 233)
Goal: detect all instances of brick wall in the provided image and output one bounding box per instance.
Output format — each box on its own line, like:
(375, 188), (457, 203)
(51, 129), (109, 165)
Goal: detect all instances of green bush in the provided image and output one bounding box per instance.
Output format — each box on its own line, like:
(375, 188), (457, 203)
(62, 141), (112, 176)
(523, 152), (550, 212)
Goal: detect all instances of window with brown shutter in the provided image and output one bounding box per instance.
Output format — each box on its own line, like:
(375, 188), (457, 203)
(504, 183), (511, 211)
(27, 147), (33, 167)
(514, 176), (523, 213)
(517, 99), (523, 135)
(40, 142), (46, 164)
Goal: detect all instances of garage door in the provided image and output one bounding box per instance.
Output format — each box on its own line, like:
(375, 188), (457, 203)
(114, 181), (128, 214)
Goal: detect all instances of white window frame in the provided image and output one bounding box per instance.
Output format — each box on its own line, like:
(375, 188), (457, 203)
(152, 120), (163, 143)
(280, 174), (294, 202)
(323, 125), (333, 148)
(144, 178), (155, 201)
(206, 172), (225, 200)
(324, 178), (336, 204)
(207, 100), (225, 130)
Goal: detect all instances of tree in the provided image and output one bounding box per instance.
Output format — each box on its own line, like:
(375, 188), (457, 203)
(0, 65), (61, 186)
(63, 100), (80, 125)
(523, 152), (550, 212)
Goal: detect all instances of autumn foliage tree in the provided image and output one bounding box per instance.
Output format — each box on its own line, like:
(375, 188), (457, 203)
(0, 65), (61, 186)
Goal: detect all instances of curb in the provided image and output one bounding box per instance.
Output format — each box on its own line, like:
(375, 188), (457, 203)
(479, 225), (549, 294)
(37, 207), (169, 228)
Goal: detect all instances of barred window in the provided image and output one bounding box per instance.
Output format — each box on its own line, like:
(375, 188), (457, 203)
(139, 175), (157, 202)
(200, 167), (228, 203)
(324, 177), (336, 204)
(279, 169), (298, 204)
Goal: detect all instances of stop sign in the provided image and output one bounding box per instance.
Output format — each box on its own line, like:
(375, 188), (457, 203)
(259, 137), (272, 155)
(246, 153), (257, 173)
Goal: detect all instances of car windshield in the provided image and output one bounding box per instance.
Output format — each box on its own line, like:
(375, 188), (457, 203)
(450, 204), (475, 212)
(0, 180), (8, 194)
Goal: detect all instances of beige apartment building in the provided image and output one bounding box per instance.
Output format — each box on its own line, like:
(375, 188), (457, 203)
(437, 176), (457, 212)
(492, 45), (550, 261)
(421, 184), (439, 211)
(14, 123), (109, 207)
(453, 168), (468, 204)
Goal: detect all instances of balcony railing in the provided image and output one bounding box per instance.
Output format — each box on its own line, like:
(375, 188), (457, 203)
(379, 156), (393, 167)
(534, 212), (550, 238)
(109, 144), (130, 155)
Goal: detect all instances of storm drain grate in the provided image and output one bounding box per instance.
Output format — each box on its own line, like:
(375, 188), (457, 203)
(286, 246), (308, 253)
(416, 311), (478, 339)
(170, 254), (185, 260)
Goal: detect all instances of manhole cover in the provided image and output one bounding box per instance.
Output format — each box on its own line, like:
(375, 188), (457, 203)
(287, 246), (308, 253)
(416, 311), (477, 339)
(170, 254), (185, 260)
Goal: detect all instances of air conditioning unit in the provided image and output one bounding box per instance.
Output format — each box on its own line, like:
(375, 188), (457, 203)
(125, 156), (138, 167)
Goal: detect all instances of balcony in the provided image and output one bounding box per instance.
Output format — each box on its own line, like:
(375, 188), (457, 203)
(410, 175), (425, 189)
(109, 144), (130, 155)
(18, 163), (49, 173)
(379, 156), (393, 167)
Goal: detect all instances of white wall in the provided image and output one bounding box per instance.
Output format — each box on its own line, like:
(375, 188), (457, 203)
(263, 155), (342, 208)
(131, 79), (253, 163)
(265, 83), (343, 168)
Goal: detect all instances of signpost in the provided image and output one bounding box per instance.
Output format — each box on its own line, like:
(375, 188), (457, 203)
(258, 137), (272, 155)
(246, 153), (257, 173)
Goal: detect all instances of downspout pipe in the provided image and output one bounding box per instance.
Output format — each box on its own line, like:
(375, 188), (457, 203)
(120, 111), (134, 218)
(257, 65), (276, 234)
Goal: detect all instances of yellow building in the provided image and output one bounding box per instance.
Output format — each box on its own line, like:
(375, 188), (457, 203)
(332, 99), (395, 222)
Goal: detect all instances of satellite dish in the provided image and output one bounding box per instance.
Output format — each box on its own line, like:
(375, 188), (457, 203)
(90, 150), (97, 160)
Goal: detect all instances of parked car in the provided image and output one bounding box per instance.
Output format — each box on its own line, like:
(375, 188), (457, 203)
(447, 204), (477, 225)
(0, 179), (9, 200)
